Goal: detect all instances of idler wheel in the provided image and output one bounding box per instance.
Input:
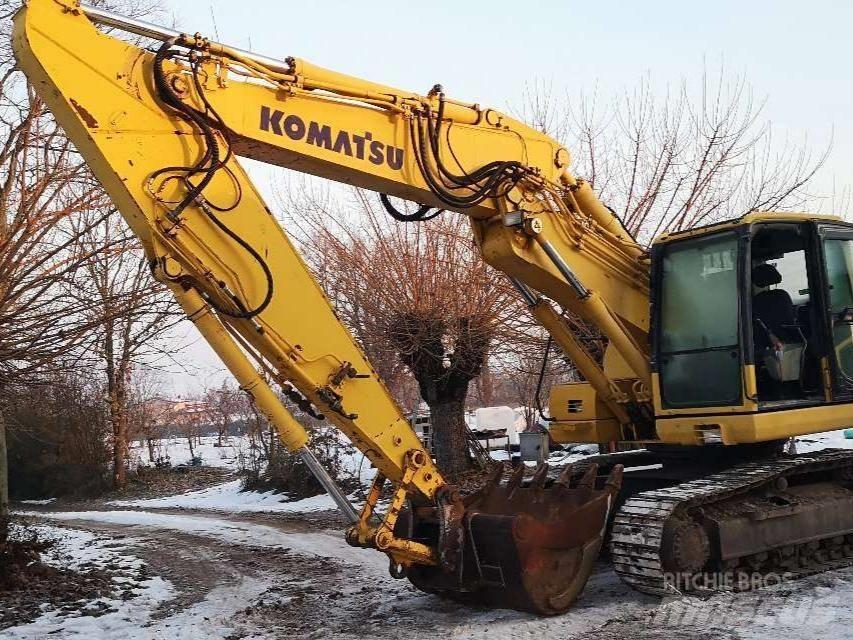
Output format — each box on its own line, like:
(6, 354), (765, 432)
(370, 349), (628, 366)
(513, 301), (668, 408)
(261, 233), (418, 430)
(662, 517), (710, 575)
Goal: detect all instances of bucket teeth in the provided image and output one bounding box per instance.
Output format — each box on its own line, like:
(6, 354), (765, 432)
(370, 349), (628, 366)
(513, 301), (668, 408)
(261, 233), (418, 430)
(468, 463), (503, 503)
(604, 464), (623, 491)
(530, 463), (549, 489)
(406, 463), (626, 616)
(555, 463), (575, 487)
(506, 464), (526, 497)
(578, 463), (599, 489)
(484, 463), (503, 488)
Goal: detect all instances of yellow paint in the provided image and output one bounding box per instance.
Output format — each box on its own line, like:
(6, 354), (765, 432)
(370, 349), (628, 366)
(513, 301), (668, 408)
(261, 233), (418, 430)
(12, 0), (652, 490)
(656, 402), (853, 446)
(653, 211), (843, 246)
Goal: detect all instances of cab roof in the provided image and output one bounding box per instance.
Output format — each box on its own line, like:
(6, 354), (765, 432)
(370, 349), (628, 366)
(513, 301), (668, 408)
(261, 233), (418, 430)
(651, 211), (847, 246)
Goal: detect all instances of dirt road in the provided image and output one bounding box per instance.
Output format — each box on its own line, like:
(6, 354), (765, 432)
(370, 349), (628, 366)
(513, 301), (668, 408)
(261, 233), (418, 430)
(8, 505), (853, 640)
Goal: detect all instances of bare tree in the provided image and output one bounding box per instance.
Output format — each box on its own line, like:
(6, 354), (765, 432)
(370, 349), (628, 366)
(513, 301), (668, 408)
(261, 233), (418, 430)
(175, 400), (206, 464)
(127, 367), (169, 464)
(0, 0), (166, 541)
(204, 381), (241, 446)
(284, 187), (523, 477)
(0, 5), (115, 534)
(68, 212), (180, 488)
(519, 69), (827, 244)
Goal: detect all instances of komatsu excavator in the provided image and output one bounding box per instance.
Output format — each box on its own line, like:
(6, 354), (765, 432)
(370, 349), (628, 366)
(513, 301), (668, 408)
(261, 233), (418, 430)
(13, 0), (853, 615)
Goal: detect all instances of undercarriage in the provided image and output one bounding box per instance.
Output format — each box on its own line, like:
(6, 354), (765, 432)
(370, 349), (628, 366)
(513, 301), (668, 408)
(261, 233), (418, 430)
(605, 446), (853, 595)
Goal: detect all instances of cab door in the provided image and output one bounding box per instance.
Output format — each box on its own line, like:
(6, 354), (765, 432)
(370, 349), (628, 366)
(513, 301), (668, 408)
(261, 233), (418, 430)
(818, 225), (853, 398)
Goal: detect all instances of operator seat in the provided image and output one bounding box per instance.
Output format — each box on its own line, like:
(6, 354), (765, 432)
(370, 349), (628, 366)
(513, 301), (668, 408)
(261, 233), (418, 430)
(752, 263), (804, 384)
(752, 263), (796, 340)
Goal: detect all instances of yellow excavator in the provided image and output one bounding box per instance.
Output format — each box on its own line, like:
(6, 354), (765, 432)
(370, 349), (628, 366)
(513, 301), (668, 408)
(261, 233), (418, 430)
(13, 0), (853, 615)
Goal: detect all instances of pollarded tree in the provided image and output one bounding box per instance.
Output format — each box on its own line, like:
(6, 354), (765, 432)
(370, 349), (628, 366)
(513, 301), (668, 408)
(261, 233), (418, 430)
(285, 186), (523, 478)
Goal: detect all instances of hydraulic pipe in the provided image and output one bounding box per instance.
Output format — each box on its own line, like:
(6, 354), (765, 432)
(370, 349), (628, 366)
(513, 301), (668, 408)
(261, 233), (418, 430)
(508, 278), (630, 425)
(299, 448), (359, 523)
(79, 4), (481, 125)
(170, 285), (359, 522)
(531, 235), (651, 388)
(80, 3), (291, 73)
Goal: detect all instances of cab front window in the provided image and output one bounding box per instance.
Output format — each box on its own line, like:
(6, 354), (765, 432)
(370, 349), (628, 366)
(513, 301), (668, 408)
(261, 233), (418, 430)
(658, 233), (742, 408)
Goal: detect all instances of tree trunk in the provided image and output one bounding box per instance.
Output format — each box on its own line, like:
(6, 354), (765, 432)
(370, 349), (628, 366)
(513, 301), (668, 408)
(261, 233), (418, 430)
(111, 398), (128, 488)
(110, 365), (130, 488)
(428, 398), (472, 478)
(476, 360), (494, 407)
(0, 409), (9, 544)
(147, 436), (155, 463)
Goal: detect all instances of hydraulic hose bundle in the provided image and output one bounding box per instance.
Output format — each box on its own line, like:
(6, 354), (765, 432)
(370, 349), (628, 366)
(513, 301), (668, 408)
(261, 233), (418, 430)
(380, 90), (532, 221)
(150, 39), (273, 320)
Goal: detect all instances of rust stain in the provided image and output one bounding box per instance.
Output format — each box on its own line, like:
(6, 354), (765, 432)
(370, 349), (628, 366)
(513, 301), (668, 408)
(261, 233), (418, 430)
(69, 98), (99, 129)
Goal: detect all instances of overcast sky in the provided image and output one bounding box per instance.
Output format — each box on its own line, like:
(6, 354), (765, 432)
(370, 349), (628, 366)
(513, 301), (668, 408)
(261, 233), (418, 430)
(145, 0), (852, 396)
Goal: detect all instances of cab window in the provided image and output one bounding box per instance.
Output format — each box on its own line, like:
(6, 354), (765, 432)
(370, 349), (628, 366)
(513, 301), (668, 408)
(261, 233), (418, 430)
(658, 233), (741, 407)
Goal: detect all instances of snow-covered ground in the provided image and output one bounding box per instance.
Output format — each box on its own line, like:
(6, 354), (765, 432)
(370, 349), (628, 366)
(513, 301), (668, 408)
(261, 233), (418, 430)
(129, 435), (246, 470)
(112, 430), (853, 519)
(23, 511), (386, 570)
(108, 479), (348, 514)
(796, 428), (853, 453)
(8, 429), (853, 638)
(11, 509), (853, 640)
(2, 524), (177, 639)
(129, 433), (379, 484)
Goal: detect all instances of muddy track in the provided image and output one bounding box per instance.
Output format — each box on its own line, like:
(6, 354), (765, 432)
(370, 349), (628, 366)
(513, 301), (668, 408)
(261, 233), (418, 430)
(16, 506), (853, 639)
(70, 516), (426, 638)
(18, 509), (659, 639)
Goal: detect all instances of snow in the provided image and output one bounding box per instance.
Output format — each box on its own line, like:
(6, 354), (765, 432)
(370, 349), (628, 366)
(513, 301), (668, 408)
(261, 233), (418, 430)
(14, 503), (853, 638)
(129, 433), (377, 484)
(2, 524), (176, 640)
(108, 479), (344, 514)
(138, 577), (270, 639)
(796, 428), (853, 453)
(3, 522), (270, 640)
(472, 406), (525, 445)
(645, 570), (853, 639)
(129, 435), (245, 469)
(17, 498), (55, 505)
(112, 430), (853, 519)
(22, 510), (387, 572)
(8, 429), (853, 638)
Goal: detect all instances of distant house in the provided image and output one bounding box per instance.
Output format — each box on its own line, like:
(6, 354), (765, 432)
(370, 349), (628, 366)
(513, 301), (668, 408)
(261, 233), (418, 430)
(169, 400), (210, 426)
(138, 397), (213, 434)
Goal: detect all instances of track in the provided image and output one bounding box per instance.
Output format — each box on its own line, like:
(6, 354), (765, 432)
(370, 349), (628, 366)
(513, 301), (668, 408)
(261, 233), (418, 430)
(610, 448), (853, 595)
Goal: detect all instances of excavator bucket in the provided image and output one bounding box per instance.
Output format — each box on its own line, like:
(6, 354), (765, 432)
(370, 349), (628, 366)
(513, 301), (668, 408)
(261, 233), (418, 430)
(406, 462), (624, 615)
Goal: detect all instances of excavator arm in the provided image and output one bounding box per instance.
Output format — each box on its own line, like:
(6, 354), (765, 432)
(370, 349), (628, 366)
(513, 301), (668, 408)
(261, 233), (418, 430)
(13, 0), (630, 614)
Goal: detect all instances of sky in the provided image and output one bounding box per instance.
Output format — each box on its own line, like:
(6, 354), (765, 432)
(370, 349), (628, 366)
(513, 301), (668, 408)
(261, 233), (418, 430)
(143, 0), (853, 396)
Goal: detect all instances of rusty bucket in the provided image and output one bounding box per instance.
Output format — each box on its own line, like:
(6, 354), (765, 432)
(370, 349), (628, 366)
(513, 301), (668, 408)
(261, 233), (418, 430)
(406, 462), (624, 615)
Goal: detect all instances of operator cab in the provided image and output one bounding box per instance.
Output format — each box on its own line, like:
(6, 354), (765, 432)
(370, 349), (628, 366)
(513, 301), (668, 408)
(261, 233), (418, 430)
(653, 213), (853, 413)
